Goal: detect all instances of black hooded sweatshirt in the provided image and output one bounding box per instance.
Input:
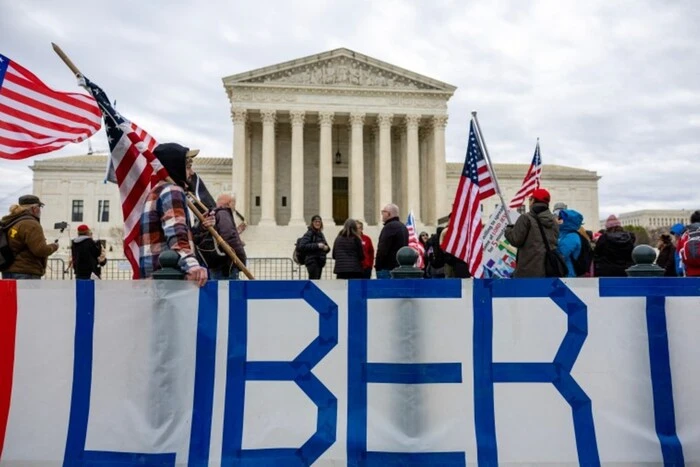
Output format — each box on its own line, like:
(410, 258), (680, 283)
(153, 143), (190, 189)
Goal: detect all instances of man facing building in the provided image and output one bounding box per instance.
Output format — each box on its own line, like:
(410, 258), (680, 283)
(374, 203), (409, 279)
(0, 195), (59, 279)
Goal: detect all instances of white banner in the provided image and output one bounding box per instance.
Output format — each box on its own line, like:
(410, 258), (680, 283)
(0, 278), (698, 466)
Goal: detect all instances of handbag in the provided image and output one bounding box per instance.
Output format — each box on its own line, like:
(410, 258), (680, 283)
(532, 215), (568, 278)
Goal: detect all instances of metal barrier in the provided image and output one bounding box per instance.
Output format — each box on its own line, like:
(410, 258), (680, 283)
(46, 257), (337, 280)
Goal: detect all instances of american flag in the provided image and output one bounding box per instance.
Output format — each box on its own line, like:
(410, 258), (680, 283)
(0, 53), (102, 160)
(406, 210), (425, 269)
(440, 120), (496, 278)
(508, 141), (542, 209)
(82, 77), (168, 279)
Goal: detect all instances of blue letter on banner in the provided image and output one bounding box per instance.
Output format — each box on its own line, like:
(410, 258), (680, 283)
(63, 280), (183, 466)
(473, 279), (600, 466)
(599, 277), (699, 466)
(222, 281), (338, 466)
(347, 280), (465, 466)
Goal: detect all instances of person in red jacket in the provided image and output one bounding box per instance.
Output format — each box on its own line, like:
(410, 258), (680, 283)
(677, 210), (700, 277)
(356, 220), (375, 279)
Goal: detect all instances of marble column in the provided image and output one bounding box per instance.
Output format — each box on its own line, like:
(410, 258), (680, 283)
(318, 112), (334, 223)
(372, 124), (381, 225)
(432, 115), (448, 224)
(405, 114), (421, 222)
(231, 108), (247, 219)
(377, 113), (393, 219)
(349, 112), (365, 221)
(419, 127), (432, 225)
(289, 110), (306, 226)
(259, 109), (277, 226)
(399, 124), (408, 219)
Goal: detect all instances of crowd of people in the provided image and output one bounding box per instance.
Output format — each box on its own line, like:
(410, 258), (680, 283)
(2, 143), (699, 284)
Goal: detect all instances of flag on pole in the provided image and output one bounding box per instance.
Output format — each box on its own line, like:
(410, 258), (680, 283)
(406, 210), (425, 269)
(508, 141), (542, 209)
(81, 77), (168, 279)
(0, 53), (102, 160)
(440, 120), (496, 278)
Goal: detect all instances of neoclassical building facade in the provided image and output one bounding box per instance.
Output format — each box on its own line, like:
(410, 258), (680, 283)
(223, 48), (455, 227)
(27, 48), (603, 259)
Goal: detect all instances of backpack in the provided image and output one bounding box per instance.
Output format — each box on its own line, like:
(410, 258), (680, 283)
(196, 232), (228, 269)
(682, 227), (700, 267)
(532, 214), (568, 278)
(0, 216), (32, 272)
(572, 232), (594, 277)
(293, 237), (307, 265)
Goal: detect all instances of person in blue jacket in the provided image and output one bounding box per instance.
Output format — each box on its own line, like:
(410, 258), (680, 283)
(557, 209), (584, 277)
(670, 223), (685, 276)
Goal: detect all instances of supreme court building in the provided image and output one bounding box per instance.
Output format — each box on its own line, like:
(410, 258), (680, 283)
(223, 47), (454, 228)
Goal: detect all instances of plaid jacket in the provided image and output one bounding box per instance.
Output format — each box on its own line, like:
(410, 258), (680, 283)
(139, 181), (200, 278)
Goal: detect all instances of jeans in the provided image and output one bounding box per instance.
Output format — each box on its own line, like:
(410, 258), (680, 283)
(306, 262), (323, 280)
(2, 272), (41, 280)
(210, 268), (240, 280)
(375, 269), (392, 279)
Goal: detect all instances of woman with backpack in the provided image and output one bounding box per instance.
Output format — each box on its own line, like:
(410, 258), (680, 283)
(332, 218), (365, 279)
(298, 215), (330, 279)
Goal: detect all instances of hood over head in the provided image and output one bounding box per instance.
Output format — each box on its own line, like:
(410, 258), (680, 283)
(558, 209), (584, 234)
(153, 143), (191, 188)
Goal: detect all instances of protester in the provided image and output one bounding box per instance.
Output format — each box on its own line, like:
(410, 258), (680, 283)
(197, 193), (247, 280)
(139, 143), (208, 286)
(504, 188), (559, 278)
(0, 195), (59, 279)
(656, 234), (677, 277)
(593, 215), (635, 277)
(425, 227), (447, 278)
(70, 224), (106, 280)
(356, 220), (375, 279)
(298, 215), (330, 279)
(374, 204), (409, 279)
(670, 223), (686, 276)
(677, 210), (700, 277)
(332, 218), (365, 279)
(557, 209), (584, 277)
(552, 202), (568, 218)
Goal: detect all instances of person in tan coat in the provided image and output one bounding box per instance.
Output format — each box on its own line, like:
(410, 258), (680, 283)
(504, 188), (559, 278)
(0, 195), (58, 279)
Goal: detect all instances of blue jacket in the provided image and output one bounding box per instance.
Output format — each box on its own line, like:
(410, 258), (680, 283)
(557, 209), (584, 277)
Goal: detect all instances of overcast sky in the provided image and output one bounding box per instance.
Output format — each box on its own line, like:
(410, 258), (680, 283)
(1, 0), (699, 220)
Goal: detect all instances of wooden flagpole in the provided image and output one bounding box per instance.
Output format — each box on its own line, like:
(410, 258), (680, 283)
(51, 42), (254, 279)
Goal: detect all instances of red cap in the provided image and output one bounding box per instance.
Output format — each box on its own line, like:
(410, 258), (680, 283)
(530, 188), (551, 204)
(77, 224), (91, 234)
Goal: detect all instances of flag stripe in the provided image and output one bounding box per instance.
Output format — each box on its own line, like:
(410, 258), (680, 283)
(441, 120), (495, 278)
(509, 142), (542, 209)
(406, 211), (425, 269)
(0, 55), (101, 160)
(0, 281), (18, 459)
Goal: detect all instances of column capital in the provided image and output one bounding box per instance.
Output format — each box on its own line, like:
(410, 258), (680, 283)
(318, 111), (334, 126)
(261, 109), (277, 125)
(418, 126), (430, 139)
(290, 110), (306, 126)
(349, 112), (365, 126)
(431, 114), (448, 129)
(231, 108), (247, 124)
(377, 113), (394, 128)
(405, 114), (421, 128)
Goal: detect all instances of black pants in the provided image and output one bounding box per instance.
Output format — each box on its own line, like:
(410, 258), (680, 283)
(362, 268), (372, 279)
(337, 271), (363, 279)
(306, 262), (323, 280)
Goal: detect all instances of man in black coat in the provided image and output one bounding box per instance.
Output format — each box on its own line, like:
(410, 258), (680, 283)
(374, 204), (409, 279)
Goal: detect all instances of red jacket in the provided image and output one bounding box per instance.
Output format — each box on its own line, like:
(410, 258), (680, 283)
(360, 234), (375, 270)
(678, 226), (700, 276)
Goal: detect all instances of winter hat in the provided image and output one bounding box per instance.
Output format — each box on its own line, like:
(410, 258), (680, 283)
(670, 223), (685, 236)
(77, 224), (91, 234)
(605, 215), (622, 229)
(552, 202), (568, 215)
(530, 188), (551, 204)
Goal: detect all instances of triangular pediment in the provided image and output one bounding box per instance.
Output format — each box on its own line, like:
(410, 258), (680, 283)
(223, 48), (456, 93)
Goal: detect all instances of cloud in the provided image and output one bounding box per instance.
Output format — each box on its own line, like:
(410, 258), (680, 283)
(1, 0), (699, 220)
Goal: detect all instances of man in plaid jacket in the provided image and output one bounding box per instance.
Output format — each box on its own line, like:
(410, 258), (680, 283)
(139, 142), (208, 286)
